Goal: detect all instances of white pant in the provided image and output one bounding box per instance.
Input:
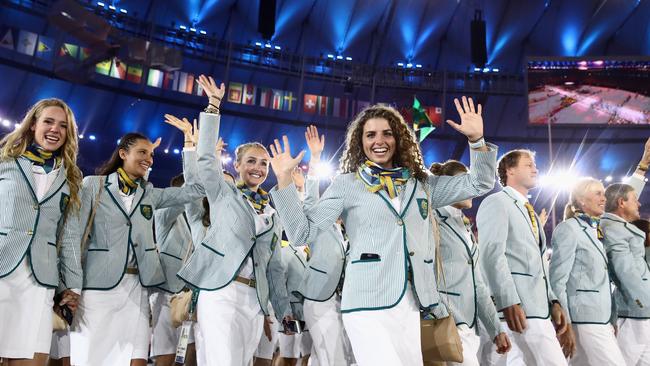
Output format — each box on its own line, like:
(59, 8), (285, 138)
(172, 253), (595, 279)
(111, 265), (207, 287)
(569, 323), (625, 366)
(304, 296), (354, 366)
(254, 307), (279, 360)
(617, 318), (650, 366)
(486, 319), (567, 366)
(149, 291), (195, 357)
(342, 286), (421, 366)
(195, 281), (264, 366)
(50, 330), (70, 360)
(279, 332), (312, 359)
(449, 325), (481, 366)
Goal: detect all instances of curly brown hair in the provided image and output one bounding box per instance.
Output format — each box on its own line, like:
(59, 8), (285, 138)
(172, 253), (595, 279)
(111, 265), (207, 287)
(339, 104), (428, 181)
(497, 149), (535, 187)
(429, 160), (468, 176)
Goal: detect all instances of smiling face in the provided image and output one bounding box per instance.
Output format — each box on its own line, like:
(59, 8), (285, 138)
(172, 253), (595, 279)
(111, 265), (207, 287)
(361, 118), (396, 168)
(506, 153), (538, 190)
(119, 138), (154, 179)
(235, 146), (269, 189)
(578, 181), (606, 217)
(30, 106), (68, 152)
(619, 190), (641, 221)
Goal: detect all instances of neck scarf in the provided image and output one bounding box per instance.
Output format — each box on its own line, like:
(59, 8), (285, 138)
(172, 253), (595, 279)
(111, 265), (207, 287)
(22, 144), (61, 173)
(576, 212), (604, 239)
(237, 181), (270, 214)
(117, 167), (139, 196)
(357, 160), (410, 199)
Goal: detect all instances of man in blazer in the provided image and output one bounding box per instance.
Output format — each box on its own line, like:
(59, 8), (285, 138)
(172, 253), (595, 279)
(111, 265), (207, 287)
(601, 145), (650, 366)
(477, 149), (569, 365)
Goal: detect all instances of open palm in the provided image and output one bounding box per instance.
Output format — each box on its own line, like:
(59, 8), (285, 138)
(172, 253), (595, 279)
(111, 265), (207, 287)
(269, 136), (305, 184)
(446, 96), (484, 142)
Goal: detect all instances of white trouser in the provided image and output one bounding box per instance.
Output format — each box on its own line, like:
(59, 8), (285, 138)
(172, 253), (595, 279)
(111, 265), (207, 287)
(303, 296), (354, 366)
(617, 318), (650, 366)
(449, 325), (481, 366)
(342, 285), (421, 366)
(254, 307), (279, 360)
(569, 323), (625, 366)
(195, 281), (264, 366)
(279, 332), (312, 359)
(149, 291), (195, 358)
(50, 330), (70, 360)
(485, 319), (567, 366)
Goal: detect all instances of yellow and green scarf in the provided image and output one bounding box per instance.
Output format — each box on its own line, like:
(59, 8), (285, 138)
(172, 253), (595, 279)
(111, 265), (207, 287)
(21, 144), (61, 173)
(237, 181), (270, 214)
(357, 160), (410, 199)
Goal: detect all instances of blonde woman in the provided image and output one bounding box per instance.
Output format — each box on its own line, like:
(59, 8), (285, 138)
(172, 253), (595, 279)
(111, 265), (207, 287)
(0, 99), (83, 365)
(549, 178), (626, 365)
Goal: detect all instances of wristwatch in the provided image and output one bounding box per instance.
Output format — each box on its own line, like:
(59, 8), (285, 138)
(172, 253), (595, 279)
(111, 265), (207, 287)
(468, 137), (486, 149)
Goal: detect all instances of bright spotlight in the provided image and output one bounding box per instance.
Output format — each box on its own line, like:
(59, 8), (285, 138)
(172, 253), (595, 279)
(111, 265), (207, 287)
(605, 175), (613, 182)
(173, 148), (180, 154)
(1, 119), (10, 127)
(78, 134), (84, 139)
(89, 135), (96, 141)
(313, 161), (334, 179)
(164, 149), (169, 154)
(538, 170), (580, 190)
(14, 123), (20, 129)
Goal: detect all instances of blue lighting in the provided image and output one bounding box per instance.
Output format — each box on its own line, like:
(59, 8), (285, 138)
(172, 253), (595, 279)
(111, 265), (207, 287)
(255, 42), (262, 47)
(78, 134), (84, 139)
(189, 28), (197, 32)
(199, 30), (207, 35)
(483, 67), (490, 73)
(180, 25), (187, 30)
(345, 56), (352, 61)
(265, 43), (272, 48)
(89, 135), (96, 141)
(108, 5), (116, 10)
(120, 8), (127, 14)
(397, 62), (404, 67)
(97, 1), (105, 6)
(336, 55), (343, 60)
(406, 63), (413, 68)
(327, 54), (334, 59)
(492, 68), (500, 72)
(173, 148), (180, 155)
(561, 25), (580, 56)
(416, 64), (422, 68)
(274, 45), (281, 50)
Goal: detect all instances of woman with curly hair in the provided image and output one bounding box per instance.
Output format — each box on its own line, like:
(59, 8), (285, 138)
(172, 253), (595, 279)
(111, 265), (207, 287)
(0, 98), (83, 365)
(268, 97), (498, 365)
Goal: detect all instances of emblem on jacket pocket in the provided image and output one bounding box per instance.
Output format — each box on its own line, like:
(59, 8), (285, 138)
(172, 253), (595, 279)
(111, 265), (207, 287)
(417, 198), (428, 219)
(60, 193), (70, 213)
(140, 204), (153, 220)
(270, 233), (278, 251)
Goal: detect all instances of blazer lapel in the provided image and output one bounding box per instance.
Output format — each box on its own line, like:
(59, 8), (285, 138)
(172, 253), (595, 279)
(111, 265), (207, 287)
(503, 189), (538, 244)
(40, 164), (67, 204)
(574, 218), (608, 263)
(15, 157), (38, 203)
(105, 172), (129, 219)
(129, 181), (146, 217)
(399, 179), (417, 217)
(436, 208), (473, 259)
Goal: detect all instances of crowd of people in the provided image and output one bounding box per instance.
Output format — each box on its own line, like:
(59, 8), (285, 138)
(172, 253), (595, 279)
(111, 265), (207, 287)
(0, 73), (649, 366)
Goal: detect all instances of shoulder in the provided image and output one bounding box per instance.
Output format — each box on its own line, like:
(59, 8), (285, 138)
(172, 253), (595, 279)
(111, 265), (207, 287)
(554, 219), (579, 236)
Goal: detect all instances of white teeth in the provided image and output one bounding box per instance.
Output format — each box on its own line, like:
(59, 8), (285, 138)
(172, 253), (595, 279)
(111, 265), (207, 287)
(45, 136), (59, 143)
(373, 148), (387, 153)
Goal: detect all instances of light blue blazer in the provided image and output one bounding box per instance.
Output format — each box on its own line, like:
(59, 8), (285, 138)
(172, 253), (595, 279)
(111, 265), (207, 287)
(280, 242), (308, 320)
(80, 151), (204, 290)
(270, 144), (497, 316)
(477, 187), (558, 319)
(601, 175), (649, 318)
(0, 157), (82, 292)
(177, 112), (291, 321)
(549, 217), (612, 324)
(434, 207), (501, 339)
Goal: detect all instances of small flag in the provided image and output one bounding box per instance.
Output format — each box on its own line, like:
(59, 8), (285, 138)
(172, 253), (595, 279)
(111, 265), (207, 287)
(58, 43), (78, 59)
(271, 89), (284, 110)
(16, 30), (38, 56)
(0, 28), (14, 50)
(317, 95), (330, 116)
(110, 58), (127, 79)
(95, 59), (111, 75)
(162, 71), (175, 89)
(184, 73), (195, 93)
(146, 69), (163, 88)
(35, 35), (54, 61)
(126, 64), (143, 83)
(282, 91), (296, 111)
(259, 88), (272, 107)
(425, 106), (443, 126)
(228, 82), (243, 103)
(243, 84), (256, 105)
(413, 96), (436, 142)
(303, 94), (317, 114)
(78, 47), (90, 61)
(195, 81), (205, 96)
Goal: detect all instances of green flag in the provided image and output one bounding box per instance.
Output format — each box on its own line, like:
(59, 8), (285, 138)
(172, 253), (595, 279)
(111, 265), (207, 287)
(413, 96), (435, 142)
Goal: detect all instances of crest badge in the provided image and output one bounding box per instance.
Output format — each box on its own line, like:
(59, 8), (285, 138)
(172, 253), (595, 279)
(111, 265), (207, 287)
(59, 193), (70, 213)
(140, 204), (153, 220)
(417, 198), (428, 219)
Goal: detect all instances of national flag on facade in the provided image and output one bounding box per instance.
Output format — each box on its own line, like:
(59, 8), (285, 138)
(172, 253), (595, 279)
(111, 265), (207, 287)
(303, 94), (317, 114)
(243, 84), (256, 105)
(317, 96), (331, 116)
(259, 88), (272, 107)
(58, 43), (78, 59)
(109, 58), (127, 79)
(228, 82), (243, 103)
(78, 47), (90, 61)
(35, 35), (54, 61)
(413, 96), (435, 142)
(162, 71), (175, 89)
(282, 91), (296, 111)
(147, 69), (163, 88)
(177, 72), (194, 93)
(95, 59), (111, 75)
(16, 30), (38, 56)
(171, 71), (181, 91)
(425, 106), (443, 126)
(271, 89), (283, 110)
(126, 64), (143, 84)
(194, 80), (205, 96)
(0, 28), (14, 50)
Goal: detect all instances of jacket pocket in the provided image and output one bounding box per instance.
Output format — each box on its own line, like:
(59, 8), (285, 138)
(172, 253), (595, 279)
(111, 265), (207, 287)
(424, 259), (433, 264)
(575, 289), (599, 293)
(511, 271), (533, 277)
(0, 232), (7, 236)
(201, 242), (225, 257)
(309, 265), (328, 274)
(47, 242), (57, 247)
(351, 257), (381, 264)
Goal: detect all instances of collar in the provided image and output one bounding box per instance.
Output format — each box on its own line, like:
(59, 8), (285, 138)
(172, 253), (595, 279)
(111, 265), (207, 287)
(503, 186), (529, 204)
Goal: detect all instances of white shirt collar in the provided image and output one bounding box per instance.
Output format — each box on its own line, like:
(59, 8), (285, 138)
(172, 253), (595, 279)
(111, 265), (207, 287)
(504, 186), (529, 204)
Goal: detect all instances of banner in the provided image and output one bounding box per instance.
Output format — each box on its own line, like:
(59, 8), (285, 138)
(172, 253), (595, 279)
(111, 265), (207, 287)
(243, 84), (256, 105)
(95, 59), (111, 75)
(303, 94), (317, 114)
(16, 30), (38, 56)
(58, 43), (78, 59)
(146, 69), (163, 88)
(282, 91), (296, 112)
(228, 82), (243, 103)
(271, 89), (284, 110)
(126, 65), (143, 84)
(109, 58), (127, 79)
(35, 35), (54, 61)
(0, 28), (14, 50)
(259, 88), (272, 108)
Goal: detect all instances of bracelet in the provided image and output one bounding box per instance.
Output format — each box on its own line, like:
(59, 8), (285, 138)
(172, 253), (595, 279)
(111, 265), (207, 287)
(638, 163), (649, 172)
(468, 137), (486, 149)
(204, 105), (220, 114)
(209, 102), (220, 109)
(209, 96), (222, 103)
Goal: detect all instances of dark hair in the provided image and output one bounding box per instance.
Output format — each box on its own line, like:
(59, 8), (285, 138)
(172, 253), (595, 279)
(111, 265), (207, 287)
(96, 132), (150, 175)
(605, 183), (635, 213)
(632, 219), (650, 234)
(429, 160), (468, 177)
(201, 170), (235, 228)
(497, 149), (535, 187)
(170, 173), (185, 188)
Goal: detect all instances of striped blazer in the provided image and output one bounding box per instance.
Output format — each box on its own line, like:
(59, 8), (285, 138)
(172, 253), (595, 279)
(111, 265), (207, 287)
(80, 151), (205, 290)
(177, 112), (291, 321)
(294, 177), (347, 302)
(155, 151), (201, 294)
(477, 187), (558, 319)
(270, 143), (497, 315)
(434, 206), (501, 339)
(549, 217), (613, 324)
(601, 175), (648, 318)
(0, 157), (82, 291)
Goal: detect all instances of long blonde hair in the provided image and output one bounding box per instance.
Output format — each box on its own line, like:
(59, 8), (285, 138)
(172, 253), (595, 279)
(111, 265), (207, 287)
(0, 98), (82, 211)
(563, 177), (603, 220)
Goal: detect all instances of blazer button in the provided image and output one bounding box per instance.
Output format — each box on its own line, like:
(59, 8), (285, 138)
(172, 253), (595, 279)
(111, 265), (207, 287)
(251, 237), (256, 242)
(397, 219), (404, 226)
(126, 221), (131, 227)
(409, 251), (415, 256)
(33, 204), (38, 210)
(133, 243), (138, 248)
(254, 262), (259, 267)
(636, 299), (644, 308)
(27, 230), (33, 236)
(467, 260), (472, 265)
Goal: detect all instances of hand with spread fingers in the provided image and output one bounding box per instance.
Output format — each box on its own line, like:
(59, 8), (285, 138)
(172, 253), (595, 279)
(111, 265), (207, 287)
(446, 96), (484, 144)
(305, 125), (325, 163)
(164, 114), (196, 147)
(269, 135), (305, 190)
(197, 74), (225, 109)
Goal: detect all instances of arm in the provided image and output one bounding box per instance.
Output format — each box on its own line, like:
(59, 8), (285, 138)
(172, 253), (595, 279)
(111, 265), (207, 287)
(57, 202), (83, 292)
(477, 196), (521, 311)
(604, 224), (650, 306)
(267, 230), (292, 322)
(549, 222), (578, 323)
(474, 249), (503, 340)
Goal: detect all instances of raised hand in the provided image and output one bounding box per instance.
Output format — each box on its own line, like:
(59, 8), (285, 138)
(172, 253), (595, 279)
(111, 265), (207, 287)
(539, 208), (548, 227)
(446, 96), (484, 142)
(305, 125), (325, 162)
(292, 166), (306, 191)
(641, 137), (650, 165)
(197, 74), (225, 106)
(269, 135), (305, 189)
(164, 114), (195, 146)
(151, 137), (162, 151)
